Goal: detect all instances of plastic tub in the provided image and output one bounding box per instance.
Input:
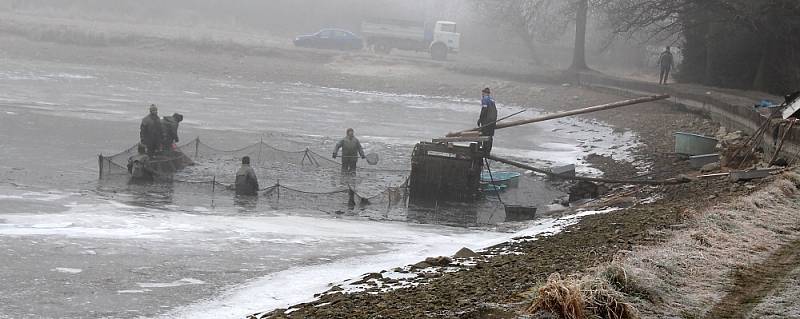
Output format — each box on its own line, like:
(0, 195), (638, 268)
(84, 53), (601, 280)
(674, 132), (719, 156)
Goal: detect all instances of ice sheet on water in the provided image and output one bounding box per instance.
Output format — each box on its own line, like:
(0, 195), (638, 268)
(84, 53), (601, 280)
(51, 267), (83, 274)
(0, 189), (75, 202)
(165, 208), (618, 319)
(118, 289), (151, 294)
(0, 71), (95, 81)
(137, 278), (206, 288)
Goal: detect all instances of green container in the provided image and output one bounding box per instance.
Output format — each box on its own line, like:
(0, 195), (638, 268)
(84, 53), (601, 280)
(674, 132), (718, 156)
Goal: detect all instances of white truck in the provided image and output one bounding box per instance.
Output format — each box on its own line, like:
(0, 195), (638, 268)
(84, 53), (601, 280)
(361, 19), (461, 60)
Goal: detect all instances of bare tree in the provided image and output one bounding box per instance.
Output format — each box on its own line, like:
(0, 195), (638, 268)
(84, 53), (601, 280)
(471, 0), (570, 64)
(598, 0), (800, 93)
(569, 0), (589, 70)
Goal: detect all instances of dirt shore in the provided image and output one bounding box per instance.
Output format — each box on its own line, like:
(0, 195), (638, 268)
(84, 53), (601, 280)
(1, 23), (789, 318)
(251, 174), (788, 318)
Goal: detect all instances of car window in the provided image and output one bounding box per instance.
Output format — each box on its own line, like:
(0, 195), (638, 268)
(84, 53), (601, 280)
(440, 24), (457, 33)
(335, 31), (350, 39)
(318, 30), (333, 38)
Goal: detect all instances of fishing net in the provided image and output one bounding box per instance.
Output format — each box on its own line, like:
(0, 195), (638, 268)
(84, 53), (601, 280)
(98, 137), (410, 213)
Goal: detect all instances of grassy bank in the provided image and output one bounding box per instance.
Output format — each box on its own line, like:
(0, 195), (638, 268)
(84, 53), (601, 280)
(524, 169), (800, 318)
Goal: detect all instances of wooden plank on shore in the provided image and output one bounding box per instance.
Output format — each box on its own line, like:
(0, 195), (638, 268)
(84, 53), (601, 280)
(432, 136), (491, 143)
(487, 154), (688, 185)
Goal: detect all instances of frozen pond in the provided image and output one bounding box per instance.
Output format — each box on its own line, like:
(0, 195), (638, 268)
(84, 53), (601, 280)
(0, 56), (639, 318)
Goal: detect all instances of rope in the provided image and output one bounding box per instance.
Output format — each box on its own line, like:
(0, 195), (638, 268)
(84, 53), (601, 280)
(104, 137), (311, 162)
(195, 140), (304, 155)
(487, 155), (691, 186)
(483, 158), (506, 204)
(483, 158), (504, 222)
(272, 184), (351, 195)
(100, 136), (412, 210)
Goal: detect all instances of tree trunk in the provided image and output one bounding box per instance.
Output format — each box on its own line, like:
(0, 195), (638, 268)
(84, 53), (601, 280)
(569, 0), (589, 70)
(516, 28), (542, 65)
(752, 43), (769, 91)
(704, 22), (715, 85)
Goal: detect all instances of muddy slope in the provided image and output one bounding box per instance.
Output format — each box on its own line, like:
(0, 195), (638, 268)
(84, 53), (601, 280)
(253, 176), (764, 319)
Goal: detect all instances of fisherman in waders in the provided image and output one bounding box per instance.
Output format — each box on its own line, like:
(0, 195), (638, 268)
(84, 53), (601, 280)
(140, 104), (163, 156)
(478, 87), (498, 153)
(127, 144), (154, 182)
(658, 46), (675, 85)
(161, 113), (183, 150)
(235, 156), (259, 196)
(332, 128), (366, 175)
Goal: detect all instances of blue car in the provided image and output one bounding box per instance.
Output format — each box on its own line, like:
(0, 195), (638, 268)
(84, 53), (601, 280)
(293, 29), (364, 51)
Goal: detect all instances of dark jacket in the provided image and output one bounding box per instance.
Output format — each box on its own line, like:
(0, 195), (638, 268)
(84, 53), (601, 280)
(235, 164), (259, 196)
(334, 137), (365, 159)
(140, 114), (163, 146)
(659, 51), (674, 69)
(161, 116), (180, 145)
(478, 96), (498, 136)
(127, 154), (153, 180)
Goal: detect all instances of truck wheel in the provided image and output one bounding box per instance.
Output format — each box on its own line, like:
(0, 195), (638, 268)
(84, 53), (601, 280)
(431, 43), (447, 61)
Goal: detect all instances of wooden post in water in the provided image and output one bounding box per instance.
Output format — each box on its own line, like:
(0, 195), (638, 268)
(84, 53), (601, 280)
(98, 155), (104, 179)
(194, 138), (200, 161)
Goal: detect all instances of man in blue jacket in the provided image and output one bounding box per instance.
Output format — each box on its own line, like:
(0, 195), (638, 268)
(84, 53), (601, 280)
(478, 88), (498, 153)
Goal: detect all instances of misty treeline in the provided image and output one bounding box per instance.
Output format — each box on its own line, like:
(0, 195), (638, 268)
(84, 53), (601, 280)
(602, 0), (800, 94)
(3, 0), (797, 93)
(474, 0), (800, 94)
(0, 0), (455, 35)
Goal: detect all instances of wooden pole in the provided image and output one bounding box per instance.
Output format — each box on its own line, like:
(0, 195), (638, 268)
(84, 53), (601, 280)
(486, 155), (688, 185)
(769, 119), (796, 165)
(98, 155), (104, 179)
(448, 94), (670, 137)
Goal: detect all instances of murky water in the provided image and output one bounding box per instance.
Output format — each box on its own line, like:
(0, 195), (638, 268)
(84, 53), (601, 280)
(0, 57), (639, 318)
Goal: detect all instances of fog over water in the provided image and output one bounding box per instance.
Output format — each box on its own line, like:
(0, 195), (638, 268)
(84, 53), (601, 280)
(0, 2), (645, 318)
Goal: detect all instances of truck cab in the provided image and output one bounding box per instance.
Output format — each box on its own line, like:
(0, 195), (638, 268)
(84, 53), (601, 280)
(361, 19), (461, 61)
(429, 21), (460, 60)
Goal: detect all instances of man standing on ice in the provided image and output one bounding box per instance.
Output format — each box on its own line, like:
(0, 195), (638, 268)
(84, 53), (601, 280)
(477, 87), (498, 153)
(332, 128), (366, 175)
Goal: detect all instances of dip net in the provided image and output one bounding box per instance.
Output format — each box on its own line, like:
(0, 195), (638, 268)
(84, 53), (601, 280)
(98, 137), (410, 213)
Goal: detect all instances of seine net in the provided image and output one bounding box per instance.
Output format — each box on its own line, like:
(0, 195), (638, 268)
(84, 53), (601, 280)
(99, 137), (410, 213)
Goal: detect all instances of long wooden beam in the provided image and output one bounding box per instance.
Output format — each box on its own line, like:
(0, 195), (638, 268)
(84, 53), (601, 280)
(448, 94), (670, 137)
(486, 154), (689, 185)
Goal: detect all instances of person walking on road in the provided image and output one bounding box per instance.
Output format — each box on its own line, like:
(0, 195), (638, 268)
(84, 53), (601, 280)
(477, 87), (498, 153)
(658, 46), (675, 85)
(140, 104), (163, 156)
(332, 128), (366, 174)
(235, 156), (259, 196)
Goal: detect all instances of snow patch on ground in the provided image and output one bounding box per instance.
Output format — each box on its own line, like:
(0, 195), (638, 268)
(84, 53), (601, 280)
(165, 208), (617, 319)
